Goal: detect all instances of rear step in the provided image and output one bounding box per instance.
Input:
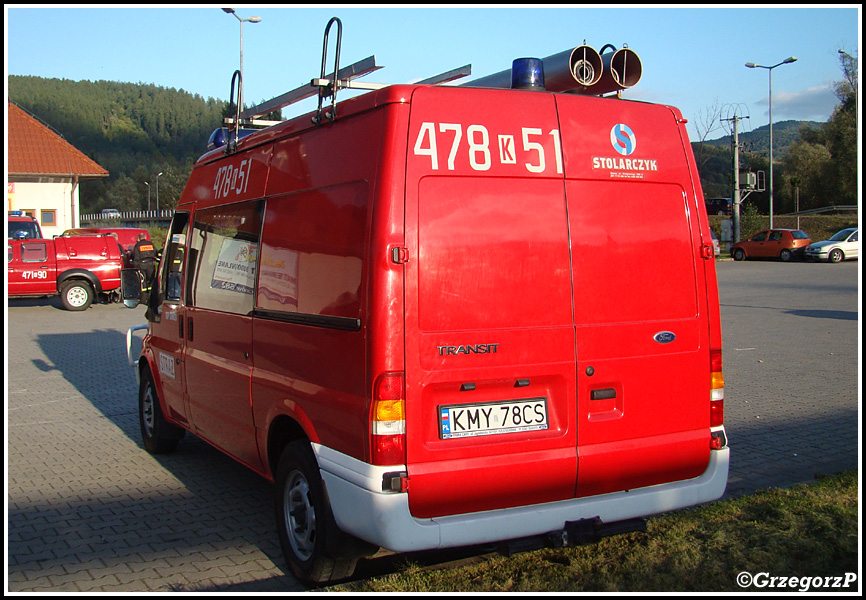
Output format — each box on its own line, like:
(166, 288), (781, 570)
(498, 517), (647, 557)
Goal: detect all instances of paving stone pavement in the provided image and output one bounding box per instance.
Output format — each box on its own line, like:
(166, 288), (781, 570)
(6, 260), (859, 592)
(716, 260), (859, 499)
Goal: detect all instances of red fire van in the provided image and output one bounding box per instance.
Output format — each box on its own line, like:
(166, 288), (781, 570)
(123, 22), (727, 584)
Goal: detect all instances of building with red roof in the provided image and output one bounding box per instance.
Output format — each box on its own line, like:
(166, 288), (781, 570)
(7, 101), (108, 237)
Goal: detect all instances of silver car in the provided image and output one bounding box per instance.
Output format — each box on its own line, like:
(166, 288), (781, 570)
(805, 228), (859, 263)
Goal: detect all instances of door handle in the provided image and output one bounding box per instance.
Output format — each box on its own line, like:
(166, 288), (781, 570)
(591, 388), (617, 401)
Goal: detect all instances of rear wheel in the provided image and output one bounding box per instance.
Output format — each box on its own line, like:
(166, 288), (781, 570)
(829, 248), (844, 263)
(60, 280), (93, 311)
(779, 249), (792, 262)
(275, 441), (374, 584)
(732, 248), (746, 261)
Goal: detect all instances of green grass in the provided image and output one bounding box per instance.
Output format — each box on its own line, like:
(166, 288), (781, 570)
(331, 471), (859, 592)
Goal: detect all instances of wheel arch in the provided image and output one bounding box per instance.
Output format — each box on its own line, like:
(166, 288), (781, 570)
(57, 269), (102, 294)
(137, 355), (179, 428)
(267, 415), (316, 481)
(829, 246), (845, 262)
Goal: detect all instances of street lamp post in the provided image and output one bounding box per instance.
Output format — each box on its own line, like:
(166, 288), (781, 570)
(838, 49), (857, 105)
(222, 8), (262, 111)
(144, 181), (150, 211)
(156, 172), (163, 214)
(745, 56), (797, 229)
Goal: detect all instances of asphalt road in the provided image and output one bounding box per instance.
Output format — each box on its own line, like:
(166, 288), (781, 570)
(6, 259), (860, 592)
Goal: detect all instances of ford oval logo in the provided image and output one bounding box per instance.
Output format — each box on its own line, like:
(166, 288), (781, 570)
(653, 331), (676, 344)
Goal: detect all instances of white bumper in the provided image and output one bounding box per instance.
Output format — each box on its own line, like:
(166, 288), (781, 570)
(313, 441), (730, 553)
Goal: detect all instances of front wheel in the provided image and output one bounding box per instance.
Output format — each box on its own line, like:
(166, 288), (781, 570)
(275, 441), (373, 584)
(60, 280), (94, 311)
(732, 248), (746, 261)
(829, 248), (844, 263)
(139, 370), (184, 454)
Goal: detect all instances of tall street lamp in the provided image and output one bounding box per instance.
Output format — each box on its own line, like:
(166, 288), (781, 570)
(838, 49), (857, 105)
(222, 8), (262, 111)
(156, 172), (163, 214)
(144, 181), (150, 211)
(745, 56), (797, 229)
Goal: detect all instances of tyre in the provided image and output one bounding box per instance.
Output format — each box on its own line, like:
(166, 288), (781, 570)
(732, 248), (746, 261)
(139, 370), (184, 454)
(275, 441), (374, 584)
(829, 248), (844, 263)
(779, 249), (792, 262)
(60, 280), (94, 311)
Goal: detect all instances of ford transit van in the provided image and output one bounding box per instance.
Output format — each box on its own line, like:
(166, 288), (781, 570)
(123, 22), (727, 584)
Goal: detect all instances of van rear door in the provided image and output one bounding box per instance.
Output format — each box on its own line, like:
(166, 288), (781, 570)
(403, 86), (577, 519)
(555, 95), (712, 497)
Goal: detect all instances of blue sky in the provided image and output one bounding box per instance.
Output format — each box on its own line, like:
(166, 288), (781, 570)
(5, 5), (860, 141)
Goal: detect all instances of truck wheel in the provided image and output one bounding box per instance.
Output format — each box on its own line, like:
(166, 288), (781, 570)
(275, 441), (366, 584)
(829, 248), (844, 263)
(139, 370), (184, 454)
(60, 280), (94, 311)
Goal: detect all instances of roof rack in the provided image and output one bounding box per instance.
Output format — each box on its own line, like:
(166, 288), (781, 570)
(224, 16), (471, 133)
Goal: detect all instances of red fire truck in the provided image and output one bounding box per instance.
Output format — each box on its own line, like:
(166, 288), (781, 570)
(8, 232), (123, 310)
(122, 19), (728, 584)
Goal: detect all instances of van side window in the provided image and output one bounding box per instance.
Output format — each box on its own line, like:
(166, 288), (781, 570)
(256, 185), (365, 324)
(188, 200), (263, 316)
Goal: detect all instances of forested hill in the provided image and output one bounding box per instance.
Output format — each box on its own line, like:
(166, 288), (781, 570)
(8, 75), (839, 214)
(703, 119), (822, 159)
(9, 75), (227, 212)
(693, 120), (823, 200)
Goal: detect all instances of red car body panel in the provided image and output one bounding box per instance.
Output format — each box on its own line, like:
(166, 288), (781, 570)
(62, 227), (150, 267)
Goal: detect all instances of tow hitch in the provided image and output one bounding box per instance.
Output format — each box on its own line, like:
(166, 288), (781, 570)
(498, 517), (647, 557)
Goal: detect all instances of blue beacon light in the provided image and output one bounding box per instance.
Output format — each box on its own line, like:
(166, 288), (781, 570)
(511, 58), (546, 91)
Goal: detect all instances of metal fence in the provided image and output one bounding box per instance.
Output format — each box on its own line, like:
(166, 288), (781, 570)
(80, 209), (174, 226)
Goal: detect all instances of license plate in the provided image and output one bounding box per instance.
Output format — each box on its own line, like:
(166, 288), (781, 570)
(439, 398), (548, 439)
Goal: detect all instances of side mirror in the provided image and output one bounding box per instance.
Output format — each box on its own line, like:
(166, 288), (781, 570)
(121, 268), (142, 308)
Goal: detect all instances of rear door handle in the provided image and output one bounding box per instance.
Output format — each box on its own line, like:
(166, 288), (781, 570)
(591, 388), (617, 401)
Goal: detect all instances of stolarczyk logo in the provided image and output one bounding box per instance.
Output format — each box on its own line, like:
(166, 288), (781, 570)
(610, 123), (636, 156)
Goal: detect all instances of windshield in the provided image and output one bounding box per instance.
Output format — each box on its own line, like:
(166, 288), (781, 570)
(8, 221), (41, 239)
(828, 229), (855, 242)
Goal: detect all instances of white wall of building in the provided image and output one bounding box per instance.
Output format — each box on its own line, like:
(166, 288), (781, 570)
(8, 179), (79, 238)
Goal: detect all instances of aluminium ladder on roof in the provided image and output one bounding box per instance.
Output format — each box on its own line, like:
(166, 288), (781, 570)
(224, 16), (470, 131)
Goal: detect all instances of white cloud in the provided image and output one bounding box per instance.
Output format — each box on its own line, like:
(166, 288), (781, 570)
(753, 84), (839, 122)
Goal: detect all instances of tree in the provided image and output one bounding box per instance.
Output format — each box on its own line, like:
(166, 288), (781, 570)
(692, 98), (725, 170)
(782, 140), (832, 210)
(779, 51), (857, 209)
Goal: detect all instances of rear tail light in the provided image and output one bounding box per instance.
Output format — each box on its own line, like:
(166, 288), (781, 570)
(371, 373), (406, 466)
(710, 348), (725, 428)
